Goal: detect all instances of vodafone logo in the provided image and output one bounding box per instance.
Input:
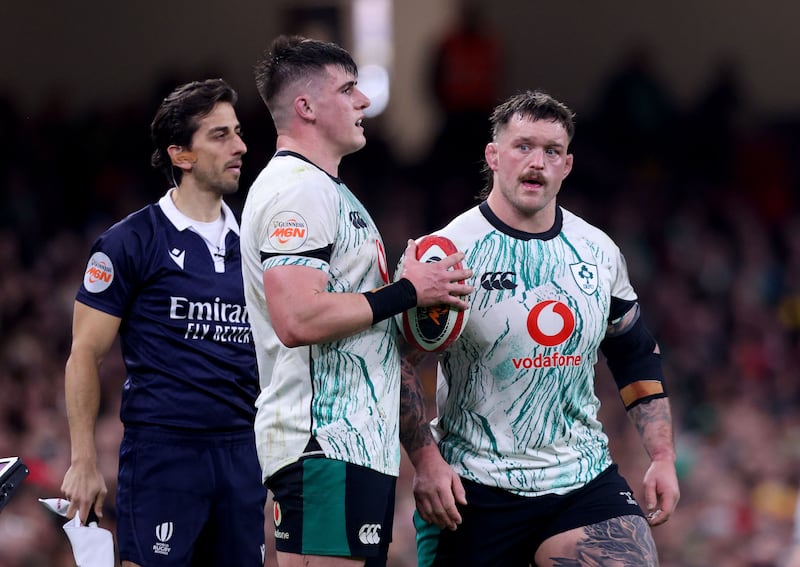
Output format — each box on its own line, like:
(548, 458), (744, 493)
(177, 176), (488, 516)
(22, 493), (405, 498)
(515, 300), (582, 369)
(83, 252), (114, 293)
(526, 300), (575, 347)
(273, 501), (290, 540)
(268, 211), (308, 251)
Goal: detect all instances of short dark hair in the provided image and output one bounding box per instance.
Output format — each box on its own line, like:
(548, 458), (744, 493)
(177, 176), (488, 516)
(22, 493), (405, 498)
(150, 78), (238, 184)
(254, 35), (357, 119)
(489, 90), (575, 142)
(480, 90), (576, 199)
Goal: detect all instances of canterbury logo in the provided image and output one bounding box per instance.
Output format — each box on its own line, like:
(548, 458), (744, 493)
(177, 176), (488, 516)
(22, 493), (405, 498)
(155, 522), (174, 543)
(480, 271), (517, 290)
(358, 523), (382, 545)
(349, 211), (368, 229)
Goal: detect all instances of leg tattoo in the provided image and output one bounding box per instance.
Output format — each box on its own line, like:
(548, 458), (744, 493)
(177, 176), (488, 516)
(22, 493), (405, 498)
(549, 515), (657, 567)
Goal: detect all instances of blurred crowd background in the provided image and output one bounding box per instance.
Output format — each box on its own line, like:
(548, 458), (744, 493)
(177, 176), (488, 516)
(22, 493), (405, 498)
(2, 1), (800, 566)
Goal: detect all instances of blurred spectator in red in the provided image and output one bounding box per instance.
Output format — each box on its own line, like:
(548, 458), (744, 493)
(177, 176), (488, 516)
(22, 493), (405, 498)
(423, 0), (504, 223)
(430, 0), (501, 120)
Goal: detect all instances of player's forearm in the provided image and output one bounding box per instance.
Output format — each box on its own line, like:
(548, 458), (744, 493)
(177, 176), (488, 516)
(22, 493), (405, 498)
(271, 291), (375, 347)
(64, 351), (102, 463)
(274, 280), (419, 346)
(399, 348), (434, 459)
(627, 397), (676, 462)
(265, 264), (418, 346)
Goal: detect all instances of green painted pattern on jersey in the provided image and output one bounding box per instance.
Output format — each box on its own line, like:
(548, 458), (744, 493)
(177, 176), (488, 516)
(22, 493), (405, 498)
(243, 154), (401, 478)
(303, 179), (401, 470)
(433, 205), (631, 496)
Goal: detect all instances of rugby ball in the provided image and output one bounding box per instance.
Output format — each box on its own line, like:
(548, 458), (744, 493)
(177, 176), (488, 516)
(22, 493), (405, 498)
(395, 235), (469, 353)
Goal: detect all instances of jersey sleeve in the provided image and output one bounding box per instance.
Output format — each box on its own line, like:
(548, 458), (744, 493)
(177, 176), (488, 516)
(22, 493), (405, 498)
(76, 221), (145, 318)
(253, 170), (338, 274)
(610, 246), (638, 304)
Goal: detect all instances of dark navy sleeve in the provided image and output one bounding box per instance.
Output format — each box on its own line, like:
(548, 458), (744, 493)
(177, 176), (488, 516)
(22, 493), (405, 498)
(76, 212), (148, 318)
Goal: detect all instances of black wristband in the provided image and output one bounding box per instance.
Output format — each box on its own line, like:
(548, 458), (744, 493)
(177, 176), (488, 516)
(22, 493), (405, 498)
(363, 278), (418, 324)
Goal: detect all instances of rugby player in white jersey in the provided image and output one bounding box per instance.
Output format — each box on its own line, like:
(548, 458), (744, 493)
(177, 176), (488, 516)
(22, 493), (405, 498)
(399, 90), (680, 566)
(240, 35), (472, 567)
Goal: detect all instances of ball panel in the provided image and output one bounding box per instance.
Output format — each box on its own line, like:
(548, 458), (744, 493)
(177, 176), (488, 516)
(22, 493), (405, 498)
(395, 235), (468, 353)
(401, 304), (466, 352)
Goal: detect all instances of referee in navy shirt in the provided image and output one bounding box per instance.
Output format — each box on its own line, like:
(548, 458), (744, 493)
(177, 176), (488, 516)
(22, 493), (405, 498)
(60, 79), (266, 567)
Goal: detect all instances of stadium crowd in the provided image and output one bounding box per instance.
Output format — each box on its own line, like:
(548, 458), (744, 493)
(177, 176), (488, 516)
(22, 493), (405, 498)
(1, 52), (800, 566)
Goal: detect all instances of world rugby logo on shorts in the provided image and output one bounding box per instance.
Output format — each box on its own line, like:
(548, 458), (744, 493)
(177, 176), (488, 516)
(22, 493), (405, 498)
(153, 521), (173, 556)
(358, 523), (381, 545)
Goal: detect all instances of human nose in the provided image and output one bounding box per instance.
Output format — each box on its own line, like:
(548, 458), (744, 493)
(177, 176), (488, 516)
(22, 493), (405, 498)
(528, 149), (545, 169)
(234, 135), (247, 156)
(355, 87), (371, 109)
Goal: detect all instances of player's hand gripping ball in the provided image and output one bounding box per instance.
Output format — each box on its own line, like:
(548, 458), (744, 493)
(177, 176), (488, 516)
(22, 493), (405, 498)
(395, 235), (469, 352)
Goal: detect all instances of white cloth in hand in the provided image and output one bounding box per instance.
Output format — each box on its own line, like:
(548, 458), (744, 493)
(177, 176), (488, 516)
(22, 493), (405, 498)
(62, 514), (115, 567)
(39, 498), (114, 567)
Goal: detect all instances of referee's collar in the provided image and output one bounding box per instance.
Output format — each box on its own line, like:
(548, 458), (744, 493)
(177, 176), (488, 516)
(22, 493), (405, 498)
(158, 188), (240, 236)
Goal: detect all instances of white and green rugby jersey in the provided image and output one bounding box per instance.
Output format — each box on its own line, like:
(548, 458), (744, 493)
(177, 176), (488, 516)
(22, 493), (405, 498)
(432, 201), (637, 497)
(240, 151), (400, 480)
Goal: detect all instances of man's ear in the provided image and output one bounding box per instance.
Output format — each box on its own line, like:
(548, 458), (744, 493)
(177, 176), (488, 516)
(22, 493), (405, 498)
(484, 142), (499, 171)
(563, 153), (574, 178)
(168, 145), (197, 168)
(294, 95), (315, 121)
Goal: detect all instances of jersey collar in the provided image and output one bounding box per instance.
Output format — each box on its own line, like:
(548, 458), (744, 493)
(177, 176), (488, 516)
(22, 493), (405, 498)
(158, 188), (240, 236)
(274, 150), (343, 184)
(478, 201), (562, 241)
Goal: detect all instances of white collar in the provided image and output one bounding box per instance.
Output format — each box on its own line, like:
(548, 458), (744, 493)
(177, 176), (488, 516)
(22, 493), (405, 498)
(158, 188), (240, 236)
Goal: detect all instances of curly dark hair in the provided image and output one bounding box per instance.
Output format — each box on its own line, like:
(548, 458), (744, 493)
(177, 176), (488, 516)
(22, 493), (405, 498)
(150, 78), (238, 184)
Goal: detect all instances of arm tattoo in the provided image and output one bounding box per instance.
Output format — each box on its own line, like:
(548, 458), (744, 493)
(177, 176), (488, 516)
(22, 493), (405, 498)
(550, 515), (658, 566)
(628, 397), (674, 459)
(399, 347), (434, 454)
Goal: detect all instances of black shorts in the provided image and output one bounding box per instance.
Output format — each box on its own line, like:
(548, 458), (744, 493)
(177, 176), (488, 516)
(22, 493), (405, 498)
(116, 427), (266, 566)
(268, 457), (396, 566)
(416, 464), (645, 567)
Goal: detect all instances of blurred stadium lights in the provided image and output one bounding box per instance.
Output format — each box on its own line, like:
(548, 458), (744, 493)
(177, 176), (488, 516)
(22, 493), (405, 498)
(353, 0), (392, 116)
